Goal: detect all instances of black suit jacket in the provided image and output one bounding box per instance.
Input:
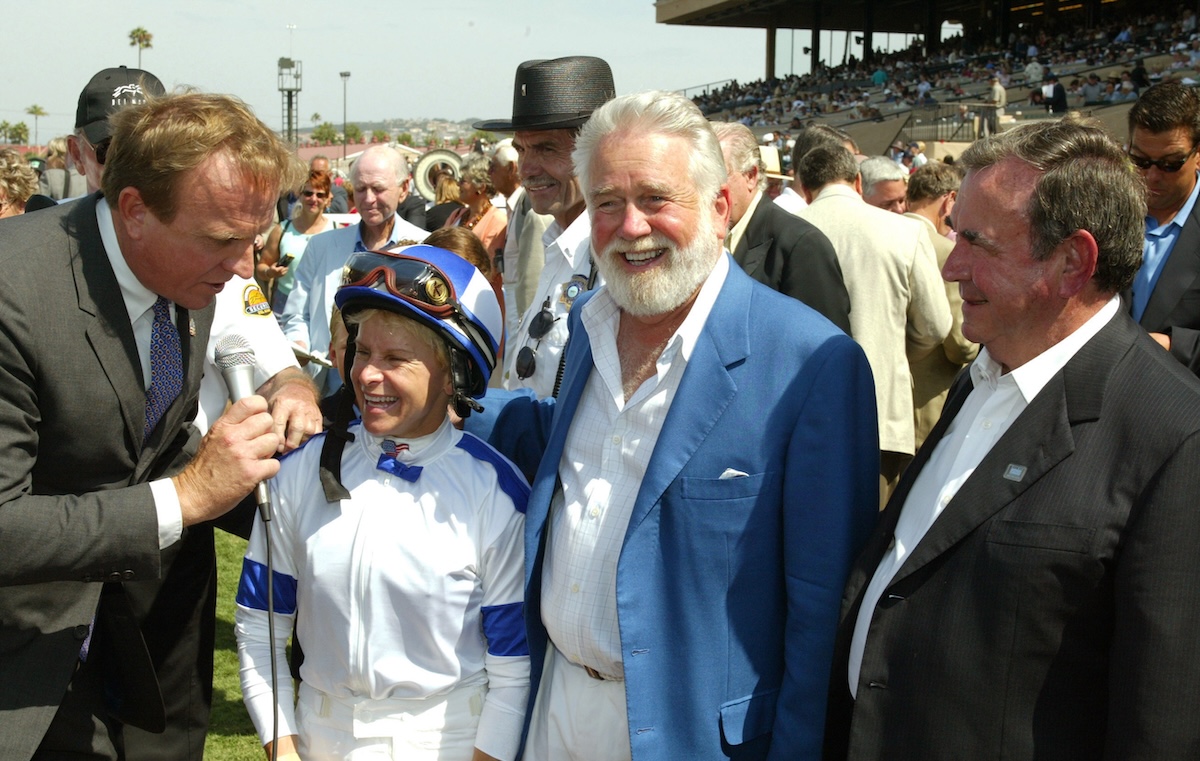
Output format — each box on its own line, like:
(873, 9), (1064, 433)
(1134, 197), (1200, 375)
(733, 196), (852, 334)
(397, 192), (428, 231)
(825, 312), (1200, 760)
(0, 196), (214, 760)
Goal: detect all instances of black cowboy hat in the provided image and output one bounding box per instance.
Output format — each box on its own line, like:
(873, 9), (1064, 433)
(473, 56), (615, 132)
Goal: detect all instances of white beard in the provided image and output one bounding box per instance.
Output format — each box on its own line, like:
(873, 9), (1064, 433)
(595, 214), (720, 317)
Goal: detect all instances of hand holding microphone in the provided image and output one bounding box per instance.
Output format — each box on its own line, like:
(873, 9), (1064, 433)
(173, 335), (280, 525)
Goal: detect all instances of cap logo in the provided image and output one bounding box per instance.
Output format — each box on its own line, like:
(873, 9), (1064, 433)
(425, 277), (450, 305)
(111, 84), (146, 107)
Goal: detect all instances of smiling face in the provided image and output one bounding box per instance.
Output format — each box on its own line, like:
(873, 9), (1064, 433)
(513, 128), (585, 228)
(116, 151), (275, 310)
(1130, 125), (1199, 224)
(588, 130), (728, 318)
(351, 313), (453, 440)
(943, 158), (1067, 372)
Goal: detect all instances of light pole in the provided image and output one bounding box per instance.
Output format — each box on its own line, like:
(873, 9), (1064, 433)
(340, 71), (350, 162)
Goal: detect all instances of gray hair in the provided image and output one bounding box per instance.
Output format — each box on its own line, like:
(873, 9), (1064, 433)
(491, 138), (518, 167)
(350, 144), (411, 186)
(859, 156), (908, 197)
(959, 120), (1145, 293)
(573, 90), (727, 205)
(797, 144), (860, 193)
(712, 122), (767, 192)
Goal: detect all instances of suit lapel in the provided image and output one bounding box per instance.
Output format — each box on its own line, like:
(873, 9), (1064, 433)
(841, 368), (973, 609)
(887, 314), (1135, 588)
(732, 201), (771, 279)
(1140, 201), (1200, 330)
(624, 263), (751, 536)
(70, 196), (145, 449)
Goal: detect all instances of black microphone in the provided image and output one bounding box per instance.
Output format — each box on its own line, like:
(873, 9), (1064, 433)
(214, 334), (273, 522)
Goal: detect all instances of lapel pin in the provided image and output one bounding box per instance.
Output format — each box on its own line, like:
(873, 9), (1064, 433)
(1003, 463), (1027, 482)
(188, 317), (196, 336)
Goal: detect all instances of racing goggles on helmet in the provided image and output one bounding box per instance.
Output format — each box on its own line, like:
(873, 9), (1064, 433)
(341, 250), (462, 318)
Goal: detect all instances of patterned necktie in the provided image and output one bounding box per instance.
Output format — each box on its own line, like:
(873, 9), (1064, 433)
(143, 296), (183, 443)
(376, 440), (423, 482)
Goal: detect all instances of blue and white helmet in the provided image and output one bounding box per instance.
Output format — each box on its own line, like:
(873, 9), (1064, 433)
(335, 245), (503, 411)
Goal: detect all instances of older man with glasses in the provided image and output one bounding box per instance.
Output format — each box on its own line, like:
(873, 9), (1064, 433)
(1126, 82), (1200, 376)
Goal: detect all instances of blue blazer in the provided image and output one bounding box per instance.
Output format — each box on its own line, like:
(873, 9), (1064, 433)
(478, 260), (879, 760)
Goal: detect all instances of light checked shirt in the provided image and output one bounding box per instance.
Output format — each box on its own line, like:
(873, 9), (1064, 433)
(541, 254), (730, 679)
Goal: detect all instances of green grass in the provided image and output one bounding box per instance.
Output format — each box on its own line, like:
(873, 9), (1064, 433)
(207, 530), (264, 761)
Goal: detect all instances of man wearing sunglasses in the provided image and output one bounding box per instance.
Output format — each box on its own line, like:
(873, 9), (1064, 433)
(475, 56), (615, 398)
(1127, 82), (1200, 375)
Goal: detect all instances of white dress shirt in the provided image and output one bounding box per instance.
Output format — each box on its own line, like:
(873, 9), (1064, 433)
(541, 254), (730, 678)
(500, 213), (593, 397)
(96, 198), (183, 550)
(847, 296), (1121, 695)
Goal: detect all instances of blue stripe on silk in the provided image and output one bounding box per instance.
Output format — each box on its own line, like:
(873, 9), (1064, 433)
(481, 602), (529, 656)
(456, 433), (530, 514)
(235, 558), (299, 615)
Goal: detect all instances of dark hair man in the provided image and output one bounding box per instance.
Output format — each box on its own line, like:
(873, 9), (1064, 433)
(828, 119), (1200, 760)
(1126, 82), (1200, 375)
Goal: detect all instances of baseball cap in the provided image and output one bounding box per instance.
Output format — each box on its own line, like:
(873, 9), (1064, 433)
(76, 66), (166, 144)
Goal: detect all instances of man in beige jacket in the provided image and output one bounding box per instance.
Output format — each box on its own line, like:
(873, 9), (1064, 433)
(904, 162), (978, 449)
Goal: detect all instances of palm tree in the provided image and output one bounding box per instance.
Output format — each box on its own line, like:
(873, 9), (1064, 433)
(0, 121), (10, 144)
(129, 27), (153, 68)
(25, 105), (46, 148)
(311, 112), (321, 125)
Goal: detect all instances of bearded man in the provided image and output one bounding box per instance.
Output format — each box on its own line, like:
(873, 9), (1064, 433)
(471, 90), (879, 761)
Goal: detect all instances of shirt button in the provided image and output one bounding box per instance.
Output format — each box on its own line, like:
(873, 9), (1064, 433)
(612, 435), (621, 445)
(571, 583), (580, 593)
(982, 420), (993, 429)
(589, 507), (600, 519)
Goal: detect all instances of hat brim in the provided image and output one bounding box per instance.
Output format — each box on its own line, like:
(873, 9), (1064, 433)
(80, 120), (112, 146)
(472, 114), (592, 133)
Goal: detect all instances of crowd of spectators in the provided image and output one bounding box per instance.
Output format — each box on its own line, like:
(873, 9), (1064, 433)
(692, 5), (1200, 129)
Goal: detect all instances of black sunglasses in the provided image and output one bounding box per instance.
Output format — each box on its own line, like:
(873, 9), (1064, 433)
(92, 137), (112, 166)
(515, 298), (558, 380)
(1128, 146), (1198, 173)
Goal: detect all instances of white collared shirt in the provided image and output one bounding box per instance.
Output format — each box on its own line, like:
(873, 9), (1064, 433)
(847, 295), (1121, 695)
(541, 254), (730, 678)
(95, 198), (184, 550)
(726, 189), (764, 254)
(501, 212), (594, 397)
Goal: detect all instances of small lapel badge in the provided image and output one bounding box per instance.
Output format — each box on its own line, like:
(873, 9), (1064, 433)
(1003, 463), (1027, 482)
(188, 317), (196, 336)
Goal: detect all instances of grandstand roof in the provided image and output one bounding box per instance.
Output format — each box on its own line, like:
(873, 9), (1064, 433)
(657, 0), (981, 37)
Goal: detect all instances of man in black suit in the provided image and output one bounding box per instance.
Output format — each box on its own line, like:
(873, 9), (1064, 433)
(0, 91), (296, 760)
(1127, 82), (1200, 376)
(826, 120), (1200, 759)
(713, 122), (851, 334)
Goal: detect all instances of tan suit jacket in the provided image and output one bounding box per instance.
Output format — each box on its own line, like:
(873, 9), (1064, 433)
(904, 213), (978, 449)
(799, 184), (950, 455)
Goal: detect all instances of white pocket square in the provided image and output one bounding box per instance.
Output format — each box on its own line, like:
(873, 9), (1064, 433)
(719, 468), (749, 480)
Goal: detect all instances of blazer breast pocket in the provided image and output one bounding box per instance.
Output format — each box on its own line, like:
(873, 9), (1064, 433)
(985, 519), (1095, 554)
(679, 471), (772, 501)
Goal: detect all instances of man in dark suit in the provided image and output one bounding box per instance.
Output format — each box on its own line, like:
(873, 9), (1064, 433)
(0, 92), (295, 760)
(476, 90), (878, 761)
(825, 120), (1200, 759)
(713, 121), (852, 334)
(1127, 82), (1200, 376)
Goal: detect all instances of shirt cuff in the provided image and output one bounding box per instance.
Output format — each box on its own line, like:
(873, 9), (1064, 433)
(150, 478), (184, 549)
